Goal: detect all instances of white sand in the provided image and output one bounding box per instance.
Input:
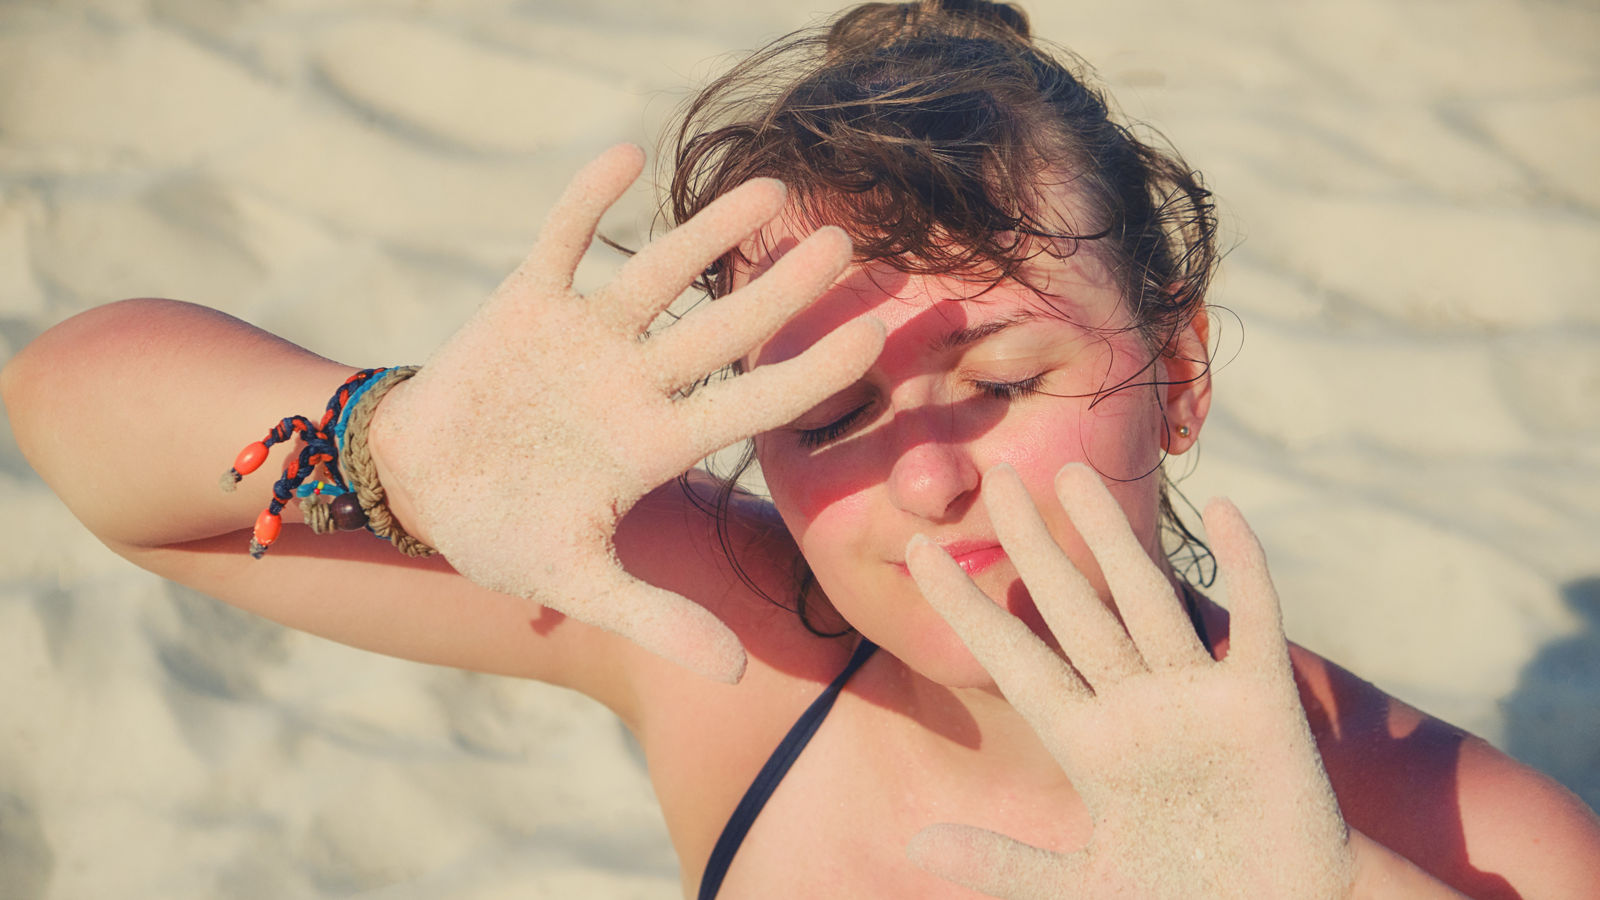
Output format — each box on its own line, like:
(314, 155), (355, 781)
(1, 0), (1596, 897)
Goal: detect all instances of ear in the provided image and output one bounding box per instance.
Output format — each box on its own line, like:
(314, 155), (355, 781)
(1158, 309), (1211, 455)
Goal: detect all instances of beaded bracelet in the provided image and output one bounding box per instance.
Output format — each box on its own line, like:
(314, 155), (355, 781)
(222, 366), (434, 558)
(336, 366), (435, 557)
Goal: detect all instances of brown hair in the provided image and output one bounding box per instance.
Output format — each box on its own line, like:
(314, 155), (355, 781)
(669, 0), (1219, 634)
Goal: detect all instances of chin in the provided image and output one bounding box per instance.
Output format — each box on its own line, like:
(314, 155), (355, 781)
(848, 573), (1054, 689)
(879, 617), (1007, 690)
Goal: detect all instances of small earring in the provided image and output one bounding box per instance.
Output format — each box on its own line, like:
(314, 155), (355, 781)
(1177, 424), (1191, 438)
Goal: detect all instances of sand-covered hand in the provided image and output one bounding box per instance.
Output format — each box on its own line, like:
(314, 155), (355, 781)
(371, 144), (885, 683)
(904, 463), (1355, 898)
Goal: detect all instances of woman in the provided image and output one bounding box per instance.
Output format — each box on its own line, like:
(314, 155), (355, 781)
(5, 2), (1597, 896)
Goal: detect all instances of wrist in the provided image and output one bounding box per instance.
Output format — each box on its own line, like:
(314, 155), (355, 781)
(218, 364), (436, 558)
(365, 378), (435, 550)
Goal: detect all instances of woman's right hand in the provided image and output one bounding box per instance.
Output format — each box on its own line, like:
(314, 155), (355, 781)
(370, 144), (884, 683)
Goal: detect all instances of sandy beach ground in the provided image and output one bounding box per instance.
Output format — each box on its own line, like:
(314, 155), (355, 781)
(1, 0), (1596, 897)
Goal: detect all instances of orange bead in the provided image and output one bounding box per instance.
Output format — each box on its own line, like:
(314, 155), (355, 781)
(253, 509), (282, 547)
(233, 441), (269, 476)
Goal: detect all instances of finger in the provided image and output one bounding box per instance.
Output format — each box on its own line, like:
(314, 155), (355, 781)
(1203, 498), (1291, 679)
(982, 464), (1147, 690)
(905, 534), (1090, 726)
(675, 315), (885, 453)
(1054, 463), (1210, 669)
(643, 226), (852, 393)
(600, 177), (789, 334)
(512, 143), (646, 295)
(519, 556), (747, 684)
(907, 823), (1084, 900)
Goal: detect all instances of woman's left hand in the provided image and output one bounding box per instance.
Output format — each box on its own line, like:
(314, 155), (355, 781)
(903, 463), (1356, 899)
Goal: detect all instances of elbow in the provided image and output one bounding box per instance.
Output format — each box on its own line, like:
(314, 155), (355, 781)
(8, 297), (185, 376)
(0, 336), (25, 413)
(3, 297), (183, 462)
(1, 315), (51, 450)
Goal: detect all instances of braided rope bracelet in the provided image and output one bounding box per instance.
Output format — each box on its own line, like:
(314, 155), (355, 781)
(221, 366), (434, 558)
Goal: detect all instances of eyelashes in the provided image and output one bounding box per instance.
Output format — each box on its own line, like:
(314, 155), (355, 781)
(973, 372), (1045, 401)
(796, 373), (1048, 449)
(796, 406), (868, 448)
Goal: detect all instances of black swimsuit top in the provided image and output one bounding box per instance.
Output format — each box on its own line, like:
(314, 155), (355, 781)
(695, 590), (1210, 899)
(697, 639), (878, 900)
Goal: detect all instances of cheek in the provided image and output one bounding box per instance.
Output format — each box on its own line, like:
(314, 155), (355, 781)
(792, 498), (875, 590)
(987, 391), (1166, 573)
(756, 436), (872, 552)
(990, 389), (1161, 483)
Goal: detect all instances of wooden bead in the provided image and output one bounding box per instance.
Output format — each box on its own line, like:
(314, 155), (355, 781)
(330, 493), (368, 531)
(233, 441), (270, 476)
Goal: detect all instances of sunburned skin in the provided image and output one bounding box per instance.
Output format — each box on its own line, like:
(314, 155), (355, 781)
(905, 463), (1355, 898)
(369, 144), (885, 682)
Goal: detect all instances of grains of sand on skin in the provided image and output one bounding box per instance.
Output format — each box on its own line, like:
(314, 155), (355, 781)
(908, 475), (1356, 899)
(369, 158), (886, 682)
(923, 661), (1355, 898)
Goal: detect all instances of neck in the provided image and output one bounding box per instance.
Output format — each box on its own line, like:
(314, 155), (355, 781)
(863, 649), (1075, 796)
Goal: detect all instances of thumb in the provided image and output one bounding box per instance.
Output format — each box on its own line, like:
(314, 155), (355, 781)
(908, 823), (1085, 900)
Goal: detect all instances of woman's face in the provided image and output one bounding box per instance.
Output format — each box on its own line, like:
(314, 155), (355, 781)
(743, 224), (1209, 686)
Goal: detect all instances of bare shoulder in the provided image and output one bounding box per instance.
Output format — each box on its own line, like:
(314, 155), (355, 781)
(1193, 599), (1599, 896)
(1286, 643), (1600, 899)
(613, 475), (859, 870)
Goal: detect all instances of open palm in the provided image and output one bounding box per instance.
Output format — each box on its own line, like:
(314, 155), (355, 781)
(905, 463), (1355, 898)
(373, 145), (884, 682)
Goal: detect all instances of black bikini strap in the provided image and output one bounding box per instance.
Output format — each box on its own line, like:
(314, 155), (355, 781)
(697, 638), (879, 900)
(1180, 582), (1214, 654)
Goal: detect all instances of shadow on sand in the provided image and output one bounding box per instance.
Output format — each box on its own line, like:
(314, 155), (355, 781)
(1501, 576), (1600, 813)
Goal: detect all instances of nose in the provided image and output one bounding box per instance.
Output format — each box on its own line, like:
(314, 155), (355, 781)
(885, 418), (981, 522)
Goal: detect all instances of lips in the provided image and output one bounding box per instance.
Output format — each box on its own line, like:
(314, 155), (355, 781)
(946, 543), (1007, 576)
(897, 539), (1008, 577)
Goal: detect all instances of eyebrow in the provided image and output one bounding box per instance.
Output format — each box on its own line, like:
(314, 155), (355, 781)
(930, 311), (1039, 352)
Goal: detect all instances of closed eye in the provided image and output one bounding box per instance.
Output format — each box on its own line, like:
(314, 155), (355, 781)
(973, 372), (1046, 401)
(797, 405), (868, 449)
(797, 373), (1044, 448)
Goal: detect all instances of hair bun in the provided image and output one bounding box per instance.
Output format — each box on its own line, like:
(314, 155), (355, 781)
(826, 0), (1031, 54)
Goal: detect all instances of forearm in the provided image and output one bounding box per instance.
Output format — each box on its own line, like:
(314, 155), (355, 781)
(2, 298), (361, 550)
(1349, 829), (1470, 899)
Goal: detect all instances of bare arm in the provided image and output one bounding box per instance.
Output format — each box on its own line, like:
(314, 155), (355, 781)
(2, 298), (658, 712)
(900, 463), (1566, 899)
(6, 146), (886, 724)
(1291, 646), (1600, 899)
(4, 297), (353, 551)
(1348, 830), (1470, 899)
(4, 151), (881, 719)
